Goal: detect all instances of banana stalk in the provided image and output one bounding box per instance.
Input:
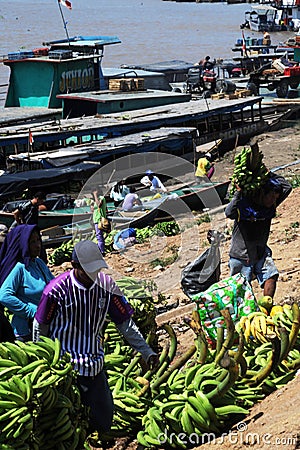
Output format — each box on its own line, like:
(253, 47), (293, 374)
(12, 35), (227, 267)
(162, 323), (178, 362)
(214, 309), (236, 367)
(278, 327), (290, 363)
(206, 356), (240, 402)
(229, 332), (247, 377)
(149, 345), (197, 393)
(194, 331), (208, 365)
(288, 302), (300, 352)
(216, 326), (225, 356)
(247, 334), (281, 386)
(184, 311), (208, 364)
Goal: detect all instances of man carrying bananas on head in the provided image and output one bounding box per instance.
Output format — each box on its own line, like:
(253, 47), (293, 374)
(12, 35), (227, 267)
(33, 240), (159, 438)
(225, 172), (292, 299)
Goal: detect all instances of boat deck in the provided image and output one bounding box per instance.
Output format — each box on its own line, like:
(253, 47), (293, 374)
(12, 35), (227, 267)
(0, 96), (263, 147)
(0, 107), (61, 126)
(57, 89), (191, 117)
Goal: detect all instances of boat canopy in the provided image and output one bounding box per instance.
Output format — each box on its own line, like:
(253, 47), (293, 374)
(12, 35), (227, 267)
(0, 162), (99, 200)
(120, 60), (195, 73)
(44, 35), (121, 49)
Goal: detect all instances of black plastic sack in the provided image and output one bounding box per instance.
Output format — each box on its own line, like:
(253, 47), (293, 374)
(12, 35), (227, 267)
(181, 230), (223, 298)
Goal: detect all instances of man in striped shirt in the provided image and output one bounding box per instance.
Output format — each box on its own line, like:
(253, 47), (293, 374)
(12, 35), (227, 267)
(33, 240), (158, 435)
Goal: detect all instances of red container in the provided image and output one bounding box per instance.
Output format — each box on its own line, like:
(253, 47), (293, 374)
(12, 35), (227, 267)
(203, 75), (216, 82)
(284, 66), (300, 77)
(33, 47), (49, 56)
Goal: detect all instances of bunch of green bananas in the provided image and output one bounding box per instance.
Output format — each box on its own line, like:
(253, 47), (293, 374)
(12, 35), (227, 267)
(135, 221), (180, 244)
(101, 300), (300, 448)
(116, 277), (157, 342)
(0, 337), (89, 449)
(230, 146), (269, 197)
(137, 387), (248, 448)
(48, 239), (75, 266)
(135, 226), (151, 243)
(152, 221), (180, 237)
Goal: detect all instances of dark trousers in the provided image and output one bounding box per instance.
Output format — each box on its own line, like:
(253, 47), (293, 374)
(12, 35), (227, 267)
(77, 370), (114, 434)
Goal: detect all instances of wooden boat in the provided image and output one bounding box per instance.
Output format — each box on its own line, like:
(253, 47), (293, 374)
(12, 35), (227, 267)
(0, 194), (93, 229)
(240, 4), (300, 33)
(108, 180), (230, 229)
(109, 196), (168, 229)
(41, 219), (94, 247)
(2, 35), (121, 109)
(5, 179), (228, 234)
(0, 205), (92, 230)
(168, 180), (230, 211)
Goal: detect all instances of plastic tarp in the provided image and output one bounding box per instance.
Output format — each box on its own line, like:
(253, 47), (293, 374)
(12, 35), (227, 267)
(0, 162), (99, 200)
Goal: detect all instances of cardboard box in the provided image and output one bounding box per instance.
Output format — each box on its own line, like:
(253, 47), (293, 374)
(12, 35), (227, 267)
(272, 59), (287, 74)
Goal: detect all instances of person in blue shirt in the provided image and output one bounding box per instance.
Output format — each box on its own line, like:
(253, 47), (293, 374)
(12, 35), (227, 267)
(0, 224), (54, 341)
(140, 170), (167, 193)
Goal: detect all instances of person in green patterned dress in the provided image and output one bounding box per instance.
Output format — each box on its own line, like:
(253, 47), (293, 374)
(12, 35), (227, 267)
(92, 189), (108, 255)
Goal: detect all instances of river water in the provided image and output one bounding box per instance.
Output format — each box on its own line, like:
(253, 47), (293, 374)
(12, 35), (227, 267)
(0, 0), (293, 89)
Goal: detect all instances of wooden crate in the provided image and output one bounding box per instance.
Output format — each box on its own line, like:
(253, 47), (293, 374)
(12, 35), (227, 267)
(211, 93), (225, 100)
(224, 93), (239, 100)
(109, 78), (145, 91)
(237, 89), (252, 98)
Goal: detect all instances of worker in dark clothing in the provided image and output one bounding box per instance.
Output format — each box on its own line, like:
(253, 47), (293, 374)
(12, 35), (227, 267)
(10, 191), (46, 230)
(225, 173), (292, 299)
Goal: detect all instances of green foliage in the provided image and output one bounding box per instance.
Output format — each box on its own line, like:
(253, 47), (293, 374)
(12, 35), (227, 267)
(196, 213), (211, 225)
(290, 175), (300, 188)
(150, 244), (179, 268)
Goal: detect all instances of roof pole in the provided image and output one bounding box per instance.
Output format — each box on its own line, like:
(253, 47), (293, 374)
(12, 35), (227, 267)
(57, 0), (71, 47)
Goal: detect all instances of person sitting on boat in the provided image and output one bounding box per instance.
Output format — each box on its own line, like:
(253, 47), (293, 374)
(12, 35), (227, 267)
(110, 179), (130, 207)
(122, 187), (143, 211)
(10, 191), (46, 230)
(203, 56), (216, 72)
(195, 153), (215, 181)
(140, 170), (167, 193)
(0, 224), (54, 341)
(263, 31), (271, 46)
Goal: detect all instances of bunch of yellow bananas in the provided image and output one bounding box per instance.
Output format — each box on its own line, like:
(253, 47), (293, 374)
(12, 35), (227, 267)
(238, 312), (276, 344)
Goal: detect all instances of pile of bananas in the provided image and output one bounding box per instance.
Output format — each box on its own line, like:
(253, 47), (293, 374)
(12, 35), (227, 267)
(230, 145), (269, 197)
(137, 360), (250, 448)
(116, 277), (157, 341)
(152, 221), (180, 237)
(48, 238), (76, 266)
(97, 300), (300, 449)
(135, 221), (180, 244)
(0, 337), (88, 449)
